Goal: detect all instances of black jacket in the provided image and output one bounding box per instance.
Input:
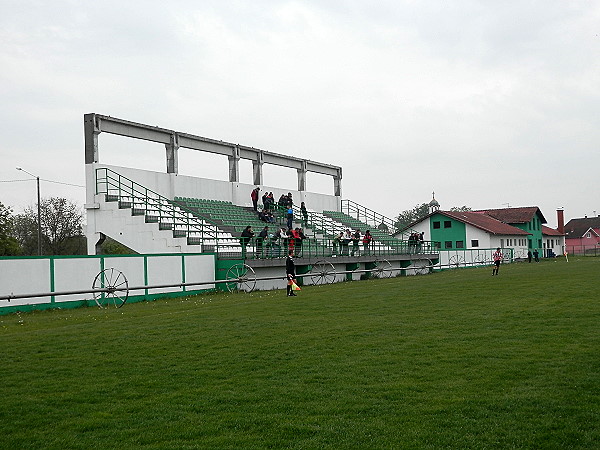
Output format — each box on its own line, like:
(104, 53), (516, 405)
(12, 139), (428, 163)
(286, 255), (295, 276)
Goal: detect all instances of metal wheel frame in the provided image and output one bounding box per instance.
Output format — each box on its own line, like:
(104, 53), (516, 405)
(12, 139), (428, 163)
(372, 259), (393, 278)
(473, 253), (488, 265)
(448, 254), (466, 268)
(414, 259), (432, 275)
(513, 249), (526, 260)
(225, 264), (256, 293)
(92, 268), (129, 308)
(310, 260), (337, 285)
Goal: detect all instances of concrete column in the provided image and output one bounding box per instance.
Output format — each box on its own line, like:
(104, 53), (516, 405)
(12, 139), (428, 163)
(166, 133), (179, 174)
(228, 146), (240, 182)
(333, 170), (342, 197)
(84, 113), (101, 164)
(253, 151), (264, 186)
(297, 160), (307, 192)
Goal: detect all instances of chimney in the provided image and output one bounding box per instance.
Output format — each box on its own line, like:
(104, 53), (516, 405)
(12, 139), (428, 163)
(557, 209), (565, 234)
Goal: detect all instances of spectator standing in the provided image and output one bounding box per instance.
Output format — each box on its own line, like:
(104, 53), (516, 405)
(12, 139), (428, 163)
(280, 227), (289, 256)
(286, 207), (294, 230)
(527, 250), (532, 263)
(351, 229), (361, 256)
(287, 229), (296, 256)
(333, 231), (343, 257)
(251, 187), (260, 211)
(300, 202), (308, 224)
(240, 226), (254, 259)
(533, 249), (539, 262)
(293, 228), (306, 257)
(342, 229), (352, 256)
(278, 194), (287, 207)
(363, 230), (373, 255)
(257, 226), (269, 258)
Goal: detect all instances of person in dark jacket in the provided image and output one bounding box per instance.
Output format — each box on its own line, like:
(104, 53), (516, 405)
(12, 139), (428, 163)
(240, 225), (254, 259)
(300, 202), (308, 224)
(286, 250), (297, 296)
(257, 226), (268, 258)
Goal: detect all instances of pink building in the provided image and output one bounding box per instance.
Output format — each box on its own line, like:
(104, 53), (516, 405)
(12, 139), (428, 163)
(564, 216), (600, 255)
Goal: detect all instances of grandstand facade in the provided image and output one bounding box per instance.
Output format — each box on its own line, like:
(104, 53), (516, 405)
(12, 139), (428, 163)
(83, 113), (441, 290)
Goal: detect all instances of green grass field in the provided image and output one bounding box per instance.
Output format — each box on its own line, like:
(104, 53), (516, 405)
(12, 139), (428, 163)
(1, 257), (599, 449)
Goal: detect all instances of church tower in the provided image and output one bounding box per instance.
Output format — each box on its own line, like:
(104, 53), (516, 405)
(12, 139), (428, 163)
(428, 191), (440, 214)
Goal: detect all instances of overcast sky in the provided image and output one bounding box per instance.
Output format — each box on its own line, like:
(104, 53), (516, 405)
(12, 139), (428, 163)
(2, 0), (599, 228)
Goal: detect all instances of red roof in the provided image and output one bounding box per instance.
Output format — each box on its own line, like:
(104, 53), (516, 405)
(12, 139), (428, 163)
(440, 211), (530, 236)
(473, 207), (547, 224)
(564, 217), (600, 238)
(542, 225), (564, 236)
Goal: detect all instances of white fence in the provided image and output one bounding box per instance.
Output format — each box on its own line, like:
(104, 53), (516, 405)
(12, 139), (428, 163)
(0, 253), (215, 312)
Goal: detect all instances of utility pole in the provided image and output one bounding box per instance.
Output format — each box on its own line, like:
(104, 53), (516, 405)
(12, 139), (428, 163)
(16, 167), (43, 255)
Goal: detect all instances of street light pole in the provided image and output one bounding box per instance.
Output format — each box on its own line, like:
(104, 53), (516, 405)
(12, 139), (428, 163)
(16, 167), (43, 256)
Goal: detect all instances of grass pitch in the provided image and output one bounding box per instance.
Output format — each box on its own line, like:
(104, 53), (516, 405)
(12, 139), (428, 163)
(1, 257), (599, 448)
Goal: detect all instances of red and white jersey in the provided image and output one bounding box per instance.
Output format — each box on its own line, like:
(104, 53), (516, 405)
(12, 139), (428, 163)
(493, 250), (503, 262)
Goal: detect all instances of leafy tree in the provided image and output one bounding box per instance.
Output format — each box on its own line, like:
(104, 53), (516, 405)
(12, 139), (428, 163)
(13, 197), (86, 255)
(99, 236), (137, 255)
(394, 203), (429, 231)
(395, 203), (473, 231)
(0, 202), (21, 256)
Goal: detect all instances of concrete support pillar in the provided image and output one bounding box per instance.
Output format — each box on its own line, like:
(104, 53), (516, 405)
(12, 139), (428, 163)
(166, 134), (179, 174)
(333, 170), (342, 197)
(229, 146), (240, 182)
(297, 160), (307, 192)
(253, 151), (264, 186)
(84, 113), (101, 164)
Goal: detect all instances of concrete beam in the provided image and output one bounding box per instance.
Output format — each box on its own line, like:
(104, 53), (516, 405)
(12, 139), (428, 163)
(84, 113), (343, 195)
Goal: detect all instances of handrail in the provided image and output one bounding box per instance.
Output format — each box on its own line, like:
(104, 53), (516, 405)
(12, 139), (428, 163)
(341, 199), (419, 239)
(95, 168), (239, 251)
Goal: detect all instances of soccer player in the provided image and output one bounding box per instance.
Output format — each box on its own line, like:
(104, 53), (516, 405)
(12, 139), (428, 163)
(492, 247), (503, 276)
(286, 251), (297, 296)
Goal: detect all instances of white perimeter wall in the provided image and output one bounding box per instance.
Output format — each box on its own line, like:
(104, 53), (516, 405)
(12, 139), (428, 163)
(0, 254), (215, 309)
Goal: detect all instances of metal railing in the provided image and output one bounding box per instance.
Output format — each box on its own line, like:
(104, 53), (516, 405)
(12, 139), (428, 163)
(231, 235), (438, 260)
(565, 245), (600, 256)
(341, 199), (416, 239)
(96, 168), (240, 251)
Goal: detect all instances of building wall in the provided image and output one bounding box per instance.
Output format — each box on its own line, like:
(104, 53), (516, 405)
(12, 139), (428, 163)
(430, 214), (466, 250)
(490, 235), (529, 258)
(512, 214), (544, 251)
(465, 226), (492, 249)
(565, 233), (600, 254)
(544, 235), (566, 256)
